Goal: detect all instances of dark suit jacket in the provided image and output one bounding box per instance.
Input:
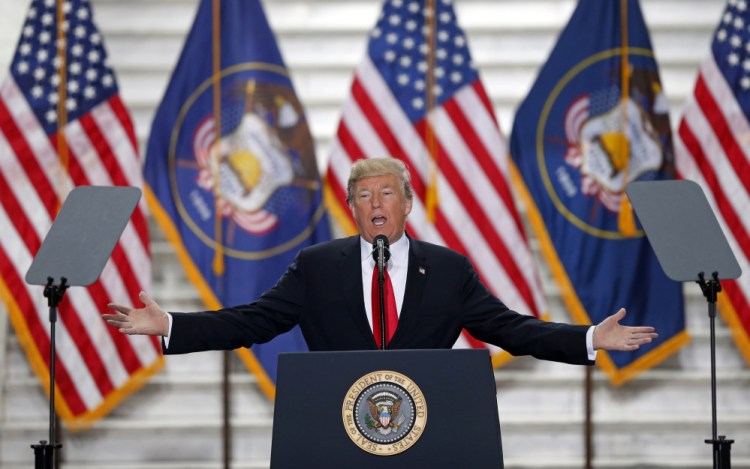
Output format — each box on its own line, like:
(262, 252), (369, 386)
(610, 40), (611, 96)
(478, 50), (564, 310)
(166, 235), (593, 365)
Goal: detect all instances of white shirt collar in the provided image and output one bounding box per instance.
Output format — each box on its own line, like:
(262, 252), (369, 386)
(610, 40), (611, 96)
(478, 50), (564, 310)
(359, 234), (409, 270)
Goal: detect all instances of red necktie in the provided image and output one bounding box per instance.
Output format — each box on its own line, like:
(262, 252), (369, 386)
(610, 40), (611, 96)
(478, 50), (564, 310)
(372, 264), (398, 348)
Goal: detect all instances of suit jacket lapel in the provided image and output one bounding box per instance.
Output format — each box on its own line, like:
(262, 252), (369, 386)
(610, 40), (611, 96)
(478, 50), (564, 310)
(338, 236), (378, 348)
(390, 236), (428, 346)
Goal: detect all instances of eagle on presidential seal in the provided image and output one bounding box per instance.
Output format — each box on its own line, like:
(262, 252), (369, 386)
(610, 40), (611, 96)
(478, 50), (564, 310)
(365, 391), (406, 436)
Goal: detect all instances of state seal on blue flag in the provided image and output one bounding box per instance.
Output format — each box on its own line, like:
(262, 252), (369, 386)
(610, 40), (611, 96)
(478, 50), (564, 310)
(145, 0), (331, 397)
(537, 51), (674, 237)
(170, 74), (325, 256)
(510, 0), (688, 385)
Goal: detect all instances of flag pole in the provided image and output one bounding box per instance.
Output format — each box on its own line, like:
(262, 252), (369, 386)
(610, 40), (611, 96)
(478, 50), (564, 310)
(584, 366), (593, 469)
(54, 0), (69, 202)
(222, 351), (232, 469)
(0, 307), (8, 434)
(424, 0), (439, 223)
(211, 0), (225, 277)
(210, 2), (231, 468)
(617, 0), (637, 235)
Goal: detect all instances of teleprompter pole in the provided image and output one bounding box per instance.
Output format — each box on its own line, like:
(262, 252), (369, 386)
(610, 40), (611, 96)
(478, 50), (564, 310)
(697, 272), (734, 469)
(31, 276), (68, 469)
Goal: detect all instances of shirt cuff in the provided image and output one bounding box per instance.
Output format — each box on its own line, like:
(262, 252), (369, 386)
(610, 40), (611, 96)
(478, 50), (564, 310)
(586, 325), (597, 361)
(163, 313), (173, 349)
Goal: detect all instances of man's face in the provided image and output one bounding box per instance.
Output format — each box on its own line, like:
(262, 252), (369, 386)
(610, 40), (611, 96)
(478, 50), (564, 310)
(349, 174), (413, 244)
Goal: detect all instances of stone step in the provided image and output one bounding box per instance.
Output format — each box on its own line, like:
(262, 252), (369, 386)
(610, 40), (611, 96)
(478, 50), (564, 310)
(3, 459), (750, 469)
(3, 412), (748, 465)
(6, 367), (749, 422)
(89, 0), (723, 35)
(91, 0), (722, 145)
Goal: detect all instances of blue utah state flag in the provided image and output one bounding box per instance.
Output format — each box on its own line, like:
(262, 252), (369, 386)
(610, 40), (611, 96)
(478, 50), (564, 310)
(509, 0), (688, 385)
(145, 0), (330, 398)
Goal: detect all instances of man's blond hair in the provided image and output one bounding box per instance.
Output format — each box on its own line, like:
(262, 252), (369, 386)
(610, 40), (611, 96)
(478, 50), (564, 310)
(345, 158), (414, 204)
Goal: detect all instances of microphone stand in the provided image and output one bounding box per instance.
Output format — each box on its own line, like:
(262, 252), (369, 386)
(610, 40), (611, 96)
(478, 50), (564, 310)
(697, 272), (734, 468)
(31, 276), (67, 469)
(376, 239), (386, 350)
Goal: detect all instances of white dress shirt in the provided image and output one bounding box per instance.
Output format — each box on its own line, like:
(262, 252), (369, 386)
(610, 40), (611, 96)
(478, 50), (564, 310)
(360, 234), (410, 330)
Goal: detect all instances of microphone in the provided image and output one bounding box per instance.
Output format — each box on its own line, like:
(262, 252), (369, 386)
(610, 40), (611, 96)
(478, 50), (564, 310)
(372, 234), (390, 350)
(372, 235), (390, 272)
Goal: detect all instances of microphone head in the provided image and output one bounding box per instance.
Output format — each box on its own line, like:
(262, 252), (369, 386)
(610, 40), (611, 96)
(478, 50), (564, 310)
(373, 234), (389, 248)
(372, 235), (391, 263)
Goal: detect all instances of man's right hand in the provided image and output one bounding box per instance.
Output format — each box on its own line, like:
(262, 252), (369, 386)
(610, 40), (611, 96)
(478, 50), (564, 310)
(103, 291), (169, 336)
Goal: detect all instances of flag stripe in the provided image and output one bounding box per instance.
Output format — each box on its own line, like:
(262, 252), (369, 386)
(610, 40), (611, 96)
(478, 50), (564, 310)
(0, 98), (58, 216)
(352, 78), (410, 162)
(107, 95), (138, 152)
(58, 300), (116, 396)
(679, 122), (750, 263)
(428, 102), (536, 310)
(448, 86), (524, 234)
(91, 100), (142, 188)
(724, 281), (750, 333)
(694, 76), (750, 198)
(0, 162), (42, 252)
(337, 119), (365, 162)
(1, 80), (67, 202)
(356, 60), (432, 174)
(411, 118), (530, 312)
(82, 274), (140, 377)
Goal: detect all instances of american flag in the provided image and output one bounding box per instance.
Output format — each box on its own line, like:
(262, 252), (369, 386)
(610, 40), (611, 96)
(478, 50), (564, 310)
(675, 0), (750, 366)
(0, 0), (162, 428)
(325, 0), (547, 359)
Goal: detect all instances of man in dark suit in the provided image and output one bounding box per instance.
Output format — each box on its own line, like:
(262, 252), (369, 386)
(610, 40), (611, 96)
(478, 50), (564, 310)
(104, 158), (657, 363)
